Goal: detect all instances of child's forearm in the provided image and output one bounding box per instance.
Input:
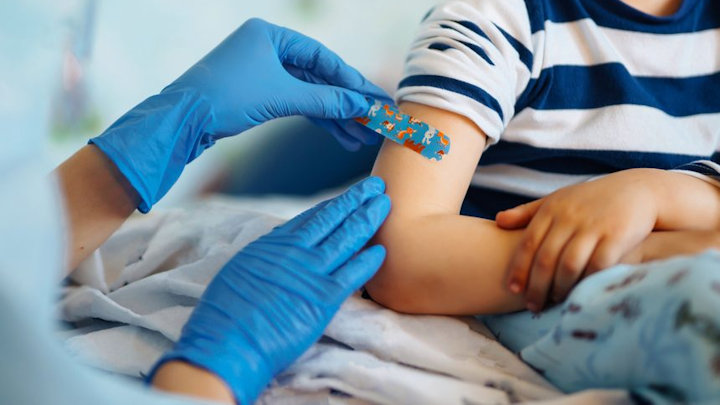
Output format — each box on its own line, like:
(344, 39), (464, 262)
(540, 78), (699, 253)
(621, 230), (720, 264)
(647, 169), (720, 231)
(366, 213), (526, 315)
(367, 210), (710, 316)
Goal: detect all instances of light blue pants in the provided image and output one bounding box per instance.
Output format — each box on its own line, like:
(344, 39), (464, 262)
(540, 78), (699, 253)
(482, 250), (720, 404)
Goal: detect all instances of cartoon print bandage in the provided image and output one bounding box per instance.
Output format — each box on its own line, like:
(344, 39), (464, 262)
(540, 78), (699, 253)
(355, 97), (451, 161)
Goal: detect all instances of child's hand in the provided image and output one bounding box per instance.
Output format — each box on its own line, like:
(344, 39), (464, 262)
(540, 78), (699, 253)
(496, 169), (661, 312)
(621, 231), (720, 265)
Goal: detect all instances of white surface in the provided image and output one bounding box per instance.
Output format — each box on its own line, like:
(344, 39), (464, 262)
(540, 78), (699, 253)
(60, 196), (631, 404)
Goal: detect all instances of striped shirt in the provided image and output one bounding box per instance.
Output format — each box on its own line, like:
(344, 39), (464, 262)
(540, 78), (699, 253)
(396, 0), (720, 219)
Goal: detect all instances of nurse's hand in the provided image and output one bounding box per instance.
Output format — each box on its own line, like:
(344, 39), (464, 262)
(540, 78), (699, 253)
(90, 18), (389, 213)
(165, 18), (390, 145)
(149, 177), (390, 405)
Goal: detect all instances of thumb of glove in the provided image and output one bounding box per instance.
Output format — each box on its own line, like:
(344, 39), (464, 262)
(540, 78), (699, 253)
(287, 83), (370, 120)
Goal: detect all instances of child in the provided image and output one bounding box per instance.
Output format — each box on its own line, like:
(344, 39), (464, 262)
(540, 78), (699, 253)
(366, 0), (720, 401)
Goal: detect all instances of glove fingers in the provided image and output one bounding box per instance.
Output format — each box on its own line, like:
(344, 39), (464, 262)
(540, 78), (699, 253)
(297, 177), (386, 246)
(275, 27), (392, 102)
(277, 29), (363, 89)
(341, 119), (381, 146)
(281, 200), (330, 233)
(284, 63), (329, 86)
(331, 245), (387, 291)
(284, 63), (391, 105)
(318, 193), (391, 272)
(287, 82), (369, 120)
(308, 117), (363, 151)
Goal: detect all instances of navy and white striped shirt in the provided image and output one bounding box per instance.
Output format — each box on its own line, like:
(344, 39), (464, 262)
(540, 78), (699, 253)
(397, 0), (720, 219)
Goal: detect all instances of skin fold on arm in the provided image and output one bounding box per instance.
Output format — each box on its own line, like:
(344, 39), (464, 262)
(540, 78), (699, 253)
(367, 102), (527, 315)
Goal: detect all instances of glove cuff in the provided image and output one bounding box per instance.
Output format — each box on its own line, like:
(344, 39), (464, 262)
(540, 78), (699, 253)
(89, 90), (213, 213)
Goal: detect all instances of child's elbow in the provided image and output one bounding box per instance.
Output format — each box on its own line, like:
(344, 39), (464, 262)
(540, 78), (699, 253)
(365, 221), (434, 314)
(364, 264), (420, 314)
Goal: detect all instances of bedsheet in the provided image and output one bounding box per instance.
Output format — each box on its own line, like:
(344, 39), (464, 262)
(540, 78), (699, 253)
(484, 250), (720, 404)
(58, 196), (630, 404)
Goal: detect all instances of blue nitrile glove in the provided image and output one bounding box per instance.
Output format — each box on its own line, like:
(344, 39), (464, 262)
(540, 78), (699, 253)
(147, 177), (391, 404)
(90, 18), (390, 213)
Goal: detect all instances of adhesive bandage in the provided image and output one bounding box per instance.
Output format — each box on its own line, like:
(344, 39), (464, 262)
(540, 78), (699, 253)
(355, 98), (451, 161)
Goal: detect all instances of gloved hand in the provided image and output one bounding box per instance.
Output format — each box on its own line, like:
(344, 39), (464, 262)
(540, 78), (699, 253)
(147, 177), (391, 404)
(90, 18), (390, 212)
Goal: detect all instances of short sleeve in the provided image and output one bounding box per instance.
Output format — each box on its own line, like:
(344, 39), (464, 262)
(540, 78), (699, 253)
(396, 0), (539, 146)
(672, 160), (720, 188)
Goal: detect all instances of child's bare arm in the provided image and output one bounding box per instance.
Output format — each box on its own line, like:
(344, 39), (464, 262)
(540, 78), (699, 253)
(366, 101), (720, 315)
(645, 170), (720, 231)
(496, 167), (720, 311)
(367, 102), (526, 315)
(621, 230), (720, 265)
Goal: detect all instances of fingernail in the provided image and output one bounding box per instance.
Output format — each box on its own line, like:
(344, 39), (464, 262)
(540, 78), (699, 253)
(527, 302), (539, 313)
(509, 282), (521, 294)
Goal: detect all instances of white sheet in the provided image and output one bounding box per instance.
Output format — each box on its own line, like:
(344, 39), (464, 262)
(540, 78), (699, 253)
(58, 196), (630, 405)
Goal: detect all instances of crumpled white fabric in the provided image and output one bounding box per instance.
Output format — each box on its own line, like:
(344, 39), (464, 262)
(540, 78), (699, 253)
(58, 198), (630, 405)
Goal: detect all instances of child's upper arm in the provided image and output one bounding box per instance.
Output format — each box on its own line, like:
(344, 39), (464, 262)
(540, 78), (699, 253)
(364, 1), (539, 313)
(374, 0), (538, 214)
(371, 102), (487, 219)
(368, 102), (525, 314)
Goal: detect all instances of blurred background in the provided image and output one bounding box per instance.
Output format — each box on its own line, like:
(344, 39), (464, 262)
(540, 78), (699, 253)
(23, 0), (437, 208)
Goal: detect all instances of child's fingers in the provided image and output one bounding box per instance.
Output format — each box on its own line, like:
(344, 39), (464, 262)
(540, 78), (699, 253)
(586, 237), (624, 274)
(524, 224), (575, 311)
(506, 214), (552, 294)
(619, 246), (644, 265)
(552, 232), (599, 302)
(496, 199), (543, 230)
